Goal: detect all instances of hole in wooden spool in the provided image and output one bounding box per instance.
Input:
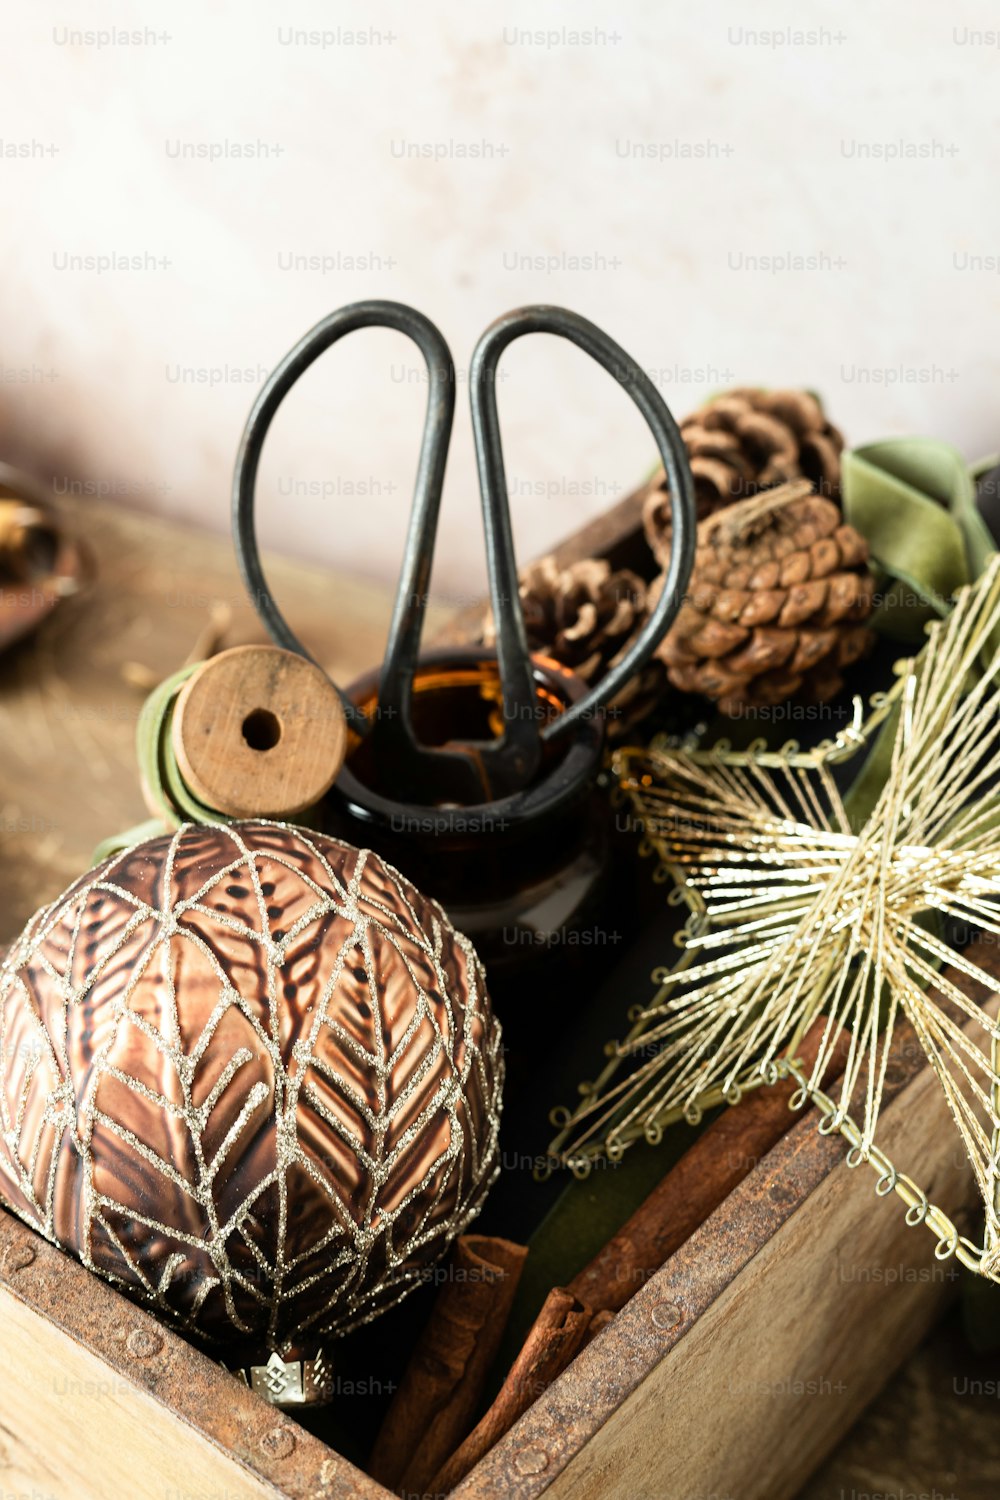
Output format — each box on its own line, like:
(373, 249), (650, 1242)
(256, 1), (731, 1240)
(242, 708), (282, 752)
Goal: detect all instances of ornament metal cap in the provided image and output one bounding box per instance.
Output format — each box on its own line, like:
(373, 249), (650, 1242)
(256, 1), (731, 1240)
(227, 1347), (335, 1408)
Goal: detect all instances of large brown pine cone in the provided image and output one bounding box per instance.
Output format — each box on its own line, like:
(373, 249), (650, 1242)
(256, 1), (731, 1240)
(644, 388), (845, 567)
(484, 556), (648, 684)
(655, 481), (875, 716)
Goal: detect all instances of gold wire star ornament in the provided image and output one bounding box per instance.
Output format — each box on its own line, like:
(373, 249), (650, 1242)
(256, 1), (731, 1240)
(550, 556), (1000, 1279)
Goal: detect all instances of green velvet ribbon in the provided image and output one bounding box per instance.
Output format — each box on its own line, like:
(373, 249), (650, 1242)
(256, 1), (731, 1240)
(842, 438), (996, 641)
(91, 665), (208, 864)
(92, 662), (324, 865)
(840, 439), (998, 827)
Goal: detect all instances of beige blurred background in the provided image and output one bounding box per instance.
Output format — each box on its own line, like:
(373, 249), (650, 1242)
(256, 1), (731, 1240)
(1, 0), (997, 602)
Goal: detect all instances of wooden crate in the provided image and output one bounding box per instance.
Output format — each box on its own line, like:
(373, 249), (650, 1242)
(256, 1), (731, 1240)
(0, 492), (983, 1500)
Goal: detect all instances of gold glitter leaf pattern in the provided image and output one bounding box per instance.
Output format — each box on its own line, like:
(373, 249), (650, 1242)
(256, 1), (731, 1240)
(0, 821), (503, 1356)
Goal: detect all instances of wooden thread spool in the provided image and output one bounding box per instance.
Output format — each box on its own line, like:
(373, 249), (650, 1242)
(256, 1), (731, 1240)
(172, 645), (348, 820)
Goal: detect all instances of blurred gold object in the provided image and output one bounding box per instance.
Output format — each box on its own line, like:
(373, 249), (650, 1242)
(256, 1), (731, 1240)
(0, 499), (60, 583)
(0, 467), (85, 652)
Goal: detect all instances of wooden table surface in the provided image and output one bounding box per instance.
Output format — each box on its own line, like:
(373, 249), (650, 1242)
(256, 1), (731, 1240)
(1, 498), (996, 1500)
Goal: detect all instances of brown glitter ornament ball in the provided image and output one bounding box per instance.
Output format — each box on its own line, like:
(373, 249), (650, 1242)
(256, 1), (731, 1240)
(0, 821), (503, 1371)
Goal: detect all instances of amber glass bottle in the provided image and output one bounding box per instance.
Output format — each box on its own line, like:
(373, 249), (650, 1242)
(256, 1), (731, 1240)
(324, 646), (615, 997)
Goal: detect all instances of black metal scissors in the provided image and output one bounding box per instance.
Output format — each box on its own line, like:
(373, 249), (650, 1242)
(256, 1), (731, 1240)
(232, 301), (696, 807)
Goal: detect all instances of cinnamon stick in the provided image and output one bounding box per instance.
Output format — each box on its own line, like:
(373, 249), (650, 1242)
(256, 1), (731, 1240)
(568, 1018), (852, 1315)
(368, 1234), (527, 1494)
(585, 1306), (615, 1343)
(429, 1287), (591, 1493)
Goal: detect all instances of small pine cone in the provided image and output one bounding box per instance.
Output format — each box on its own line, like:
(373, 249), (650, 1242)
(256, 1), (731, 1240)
(605, 657), (669, 740)
(644, 388), (845, 568)
(483, 555), (648, 684)
(654, 480), (875, 716)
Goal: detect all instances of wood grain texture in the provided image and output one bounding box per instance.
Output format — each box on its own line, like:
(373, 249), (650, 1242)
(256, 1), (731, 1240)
(565, 1099), (965, 1500)
(0, 1290), (280, 1500)
(173, 644), (348, 817)
(0, 1207), (387, 1500)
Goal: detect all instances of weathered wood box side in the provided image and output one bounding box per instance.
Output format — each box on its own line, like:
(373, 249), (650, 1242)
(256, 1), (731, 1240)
(0, 1030), (974, 1500)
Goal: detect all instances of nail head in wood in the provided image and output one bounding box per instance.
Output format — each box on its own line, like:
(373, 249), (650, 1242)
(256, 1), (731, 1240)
(125, 1327), (164, 1360)
(172, 645), (347, 819)
(259, 1426), (298, 1460)
(3, 1242), (36, 1273)
(650, 1299), (683, 1331)
(513, 1446), (550, 1476)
